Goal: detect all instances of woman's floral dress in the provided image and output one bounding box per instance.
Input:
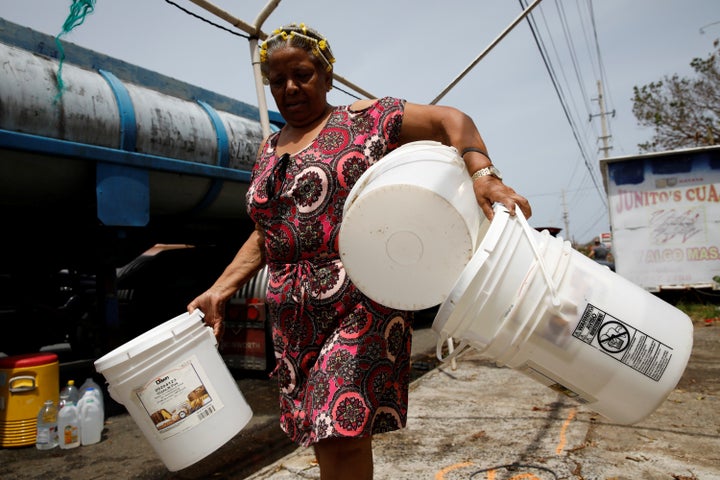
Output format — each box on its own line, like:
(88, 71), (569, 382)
(246, 97), (413, 446)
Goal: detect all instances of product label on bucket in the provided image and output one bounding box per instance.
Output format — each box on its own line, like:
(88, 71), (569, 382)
(572, 304), (673, 381)
(134, 355), (223, 440)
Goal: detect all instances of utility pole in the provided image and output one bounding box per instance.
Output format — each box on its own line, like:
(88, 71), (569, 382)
(590, 80), (615, 158)
(562, 189), (570, 245)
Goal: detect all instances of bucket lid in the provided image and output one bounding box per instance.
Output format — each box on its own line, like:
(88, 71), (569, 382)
(94, 310), (205, 373)
(340, 141), (478, 310)
(0, 352), (58, 369)
(344, 140), (458, 217)
(340, 186), (476, 310)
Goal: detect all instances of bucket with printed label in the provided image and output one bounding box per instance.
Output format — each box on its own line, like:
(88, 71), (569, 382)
(94, 310), (252, 471)
(432, 204), (693, 425)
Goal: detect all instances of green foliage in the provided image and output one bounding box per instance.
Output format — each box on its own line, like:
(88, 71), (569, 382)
(632, 39), (720, 153)
(675, 301), (720, 322)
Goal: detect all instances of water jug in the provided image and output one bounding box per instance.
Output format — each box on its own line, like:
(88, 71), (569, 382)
(57, 401), (80, 449)
(78, 389), (103, 445)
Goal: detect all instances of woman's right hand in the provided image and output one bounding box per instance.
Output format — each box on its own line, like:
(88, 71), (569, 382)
(188, 226), (266, 341)
(187, 284), (235, 340)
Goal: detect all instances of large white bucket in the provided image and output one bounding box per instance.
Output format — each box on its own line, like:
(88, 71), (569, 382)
(340, 141), (481, 310)
(94, 310), (253, 471)
(433, 205), (694, 425)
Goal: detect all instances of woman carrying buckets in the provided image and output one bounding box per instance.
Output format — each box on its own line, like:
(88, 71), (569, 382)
(187, 23), (531, 480)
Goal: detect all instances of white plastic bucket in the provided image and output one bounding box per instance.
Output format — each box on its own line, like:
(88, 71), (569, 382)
(340, 141), (481, 310)
(94, 310), (253, 471)
(433, 205), (694, 425)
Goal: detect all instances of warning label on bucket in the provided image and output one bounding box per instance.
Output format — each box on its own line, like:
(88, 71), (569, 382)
(572, 304), (673, 381)
(134, 355), (223, 440)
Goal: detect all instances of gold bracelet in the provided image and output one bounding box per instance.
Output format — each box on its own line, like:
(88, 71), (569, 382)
(471, 165), (502, 181)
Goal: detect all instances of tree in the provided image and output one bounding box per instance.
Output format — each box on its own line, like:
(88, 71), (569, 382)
(632, 39), (720, 153)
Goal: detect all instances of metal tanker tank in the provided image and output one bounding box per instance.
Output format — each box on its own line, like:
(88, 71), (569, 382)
(0, 18), (265, 228)
(0, 19), (278, 363)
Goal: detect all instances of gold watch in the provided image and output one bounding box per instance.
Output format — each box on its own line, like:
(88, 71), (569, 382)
(471, 165), (502, 181)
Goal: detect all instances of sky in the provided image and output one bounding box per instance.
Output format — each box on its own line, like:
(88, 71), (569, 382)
(2, 0), (719, 243)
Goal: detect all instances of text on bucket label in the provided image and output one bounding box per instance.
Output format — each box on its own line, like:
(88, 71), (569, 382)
(134, 354), (223, 440)
(572, 304), (673, 381)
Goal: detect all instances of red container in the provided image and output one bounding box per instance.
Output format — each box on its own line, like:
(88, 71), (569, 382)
(220, 298), (269, 371)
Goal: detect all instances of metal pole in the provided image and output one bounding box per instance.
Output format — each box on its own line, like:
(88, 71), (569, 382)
(332, 73), (376, 100)
(430, 0), (544, 105)
(249, 38), (271, 138)
(186, 0), (257, 36)
(187, 0), (375, 115)
(596, 80), (613, 158)
(249, 0), (282, 137)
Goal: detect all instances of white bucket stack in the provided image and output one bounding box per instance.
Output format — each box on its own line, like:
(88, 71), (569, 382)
(340, 141), (481, 310)
(94, 310), (253, 471)
(433, 205), (694, 425)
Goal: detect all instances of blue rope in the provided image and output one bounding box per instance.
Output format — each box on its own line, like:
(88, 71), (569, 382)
(54, 0), (96, 102)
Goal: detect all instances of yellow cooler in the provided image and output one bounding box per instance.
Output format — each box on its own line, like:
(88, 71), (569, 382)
(0, 353), (59, 447)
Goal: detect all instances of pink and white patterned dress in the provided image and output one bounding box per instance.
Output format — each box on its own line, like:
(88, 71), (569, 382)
(246, 97), (413, 446)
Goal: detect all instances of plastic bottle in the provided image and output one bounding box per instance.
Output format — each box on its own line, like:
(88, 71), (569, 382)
(60, 380), (79, 405)
(58, 392), (70, 411)
(78, 378), (103, 411)
(35, 400), (58, 450)
(57, 400), (80, 449)
(78, 388), (103, 445)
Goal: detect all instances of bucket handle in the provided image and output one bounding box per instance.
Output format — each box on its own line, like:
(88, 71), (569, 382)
(436, 335), (470, 364)
(9, 375), (36, 393)
(515, 208), (561, 307)
(107, 385), (123, 405)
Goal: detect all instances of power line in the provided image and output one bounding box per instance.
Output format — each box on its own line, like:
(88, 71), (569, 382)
(588, 0), (616, 120)
(532, 1), (603, 156)
(162, 0), (363, 102)
(519, 0), (607, 209)
(536, 0), (596, 155)
(555, 0), (593, 117)
(575, 210), (608, 241)
(163, 0), (250, 39)
(525, 184), (598, 198)
(699, 20), (720, 34)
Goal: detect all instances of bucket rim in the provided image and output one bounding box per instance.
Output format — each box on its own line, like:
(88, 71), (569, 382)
(432, 205), (512, 337)
(343, 141), (462, 216)
(94, 310), (206, 373)
(101, 325), (215, 388)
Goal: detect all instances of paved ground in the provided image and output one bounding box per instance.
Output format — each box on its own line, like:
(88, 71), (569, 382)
(246, 319), (720, 480)
(1, 318), (718, 480)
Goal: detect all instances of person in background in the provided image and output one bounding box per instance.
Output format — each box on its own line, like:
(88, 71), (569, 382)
(188, 23), (531, 480)
(589, 237), (614, 271)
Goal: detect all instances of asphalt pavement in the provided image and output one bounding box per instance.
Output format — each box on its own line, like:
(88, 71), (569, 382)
(1, 321), (718, 480)
(246, 322), (720, 480)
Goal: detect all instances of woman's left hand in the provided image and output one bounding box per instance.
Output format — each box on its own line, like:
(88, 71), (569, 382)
(472, 176), (532, 221)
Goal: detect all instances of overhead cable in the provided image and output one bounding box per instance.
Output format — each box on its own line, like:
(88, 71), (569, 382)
(164, 0), (250, 38)
(519, 0), (607, 209)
